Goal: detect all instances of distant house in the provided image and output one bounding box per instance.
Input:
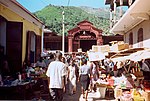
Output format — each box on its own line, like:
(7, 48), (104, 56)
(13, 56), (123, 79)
(0, 0), (44, 74)
(43, 29), (68, 51)
(105, 0), (150, 48)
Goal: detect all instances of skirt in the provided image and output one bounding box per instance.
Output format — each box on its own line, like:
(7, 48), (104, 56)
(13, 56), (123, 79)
(80, 74), (90, 90)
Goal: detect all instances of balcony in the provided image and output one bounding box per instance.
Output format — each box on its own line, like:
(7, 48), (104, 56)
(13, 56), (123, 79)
(106, 0), (150, 34)
(105, 0), (136, 31)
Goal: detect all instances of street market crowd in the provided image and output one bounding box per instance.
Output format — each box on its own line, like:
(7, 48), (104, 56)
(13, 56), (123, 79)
(0, 49), (150, 100)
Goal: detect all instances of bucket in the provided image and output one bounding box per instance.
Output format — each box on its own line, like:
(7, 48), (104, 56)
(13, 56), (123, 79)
(99, 87), (106, 98)
(114, 88), (122, 99)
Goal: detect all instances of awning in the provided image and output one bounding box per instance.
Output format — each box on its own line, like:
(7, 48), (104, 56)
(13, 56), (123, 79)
(110, 48), (146, 62)
(111, 56), (130, 62)
(88, 51), (105, 61)
(111, 47), (145, 58)
(129, 49), (150, 61)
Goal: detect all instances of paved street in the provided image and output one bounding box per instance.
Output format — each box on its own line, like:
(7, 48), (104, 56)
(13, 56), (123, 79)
(63, 82), (115, 101)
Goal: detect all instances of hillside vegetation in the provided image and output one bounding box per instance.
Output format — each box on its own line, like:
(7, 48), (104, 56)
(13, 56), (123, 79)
(34, 5), (111, 36)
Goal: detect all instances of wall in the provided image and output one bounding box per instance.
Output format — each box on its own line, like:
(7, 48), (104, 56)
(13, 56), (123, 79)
(0, 18), (6, 54)
(0, 4), (42, 63)
(125, 20), (150, 48)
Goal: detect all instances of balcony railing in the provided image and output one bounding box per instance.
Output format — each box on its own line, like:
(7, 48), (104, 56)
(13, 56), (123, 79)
(105, 0), (136, 29)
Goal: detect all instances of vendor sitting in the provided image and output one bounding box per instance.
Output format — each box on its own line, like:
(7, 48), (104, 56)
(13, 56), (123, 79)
(106, 73), (114, 86)
(0, 45), (10, 80)
(35, 57), (47, 68)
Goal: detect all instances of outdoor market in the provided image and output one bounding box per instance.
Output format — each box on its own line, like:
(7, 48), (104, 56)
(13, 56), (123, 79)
(1, 0), (150, 101)
(86, 41), (150, 101)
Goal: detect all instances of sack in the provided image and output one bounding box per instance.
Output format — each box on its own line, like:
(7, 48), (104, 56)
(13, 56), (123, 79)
(134, 71), (143, 77)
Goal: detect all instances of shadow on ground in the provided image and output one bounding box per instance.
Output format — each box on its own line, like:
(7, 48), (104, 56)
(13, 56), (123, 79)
(63, 81), (115, 101)
(63, 82), (82, 101)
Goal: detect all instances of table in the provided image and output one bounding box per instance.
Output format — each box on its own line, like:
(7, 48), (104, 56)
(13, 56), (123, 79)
(0, 81), (35, 100)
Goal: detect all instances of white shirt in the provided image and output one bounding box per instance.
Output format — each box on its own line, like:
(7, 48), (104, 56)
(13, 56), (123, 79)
(68, 65), (76, 80)
(46, 61), (66, 88)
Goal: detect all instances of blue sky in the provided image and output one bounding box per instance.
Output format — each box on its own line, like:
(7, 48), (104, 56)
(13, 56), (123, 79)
(17, 0), (108, 12)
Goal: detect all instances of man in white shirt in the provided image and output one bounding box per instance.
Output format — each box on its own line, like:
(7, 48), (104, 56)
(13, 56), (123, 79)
(46, 52), (66, 101)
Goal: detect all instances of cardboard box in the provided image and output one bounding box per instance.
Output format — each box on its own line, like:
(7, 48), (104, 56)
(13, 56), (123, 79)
(92, 45), (110, 53)
(143, 91), (150, 101)
(111, 43), (129, 51)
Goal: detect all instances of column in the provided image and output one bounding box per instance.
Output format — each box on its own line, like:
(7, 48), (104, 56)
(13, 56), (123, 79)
(128, 0), (133, 7)
(110, 9), (113, 29)
(97, 36), (103, 45)
(119, 0), (123, 18)
(113, 0), (117, 24)
(68, 36), (73, 52)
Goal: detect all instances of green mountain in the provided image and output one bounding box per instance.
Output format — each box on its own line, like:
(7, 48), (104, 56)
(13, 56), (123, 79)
(79, 6), (110, 19)
(33, 5), (111, 36)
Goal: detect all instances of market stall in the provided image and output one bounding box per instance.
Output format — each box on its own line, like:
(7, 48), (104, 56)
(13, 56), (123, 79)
(108, 48), (150, 101)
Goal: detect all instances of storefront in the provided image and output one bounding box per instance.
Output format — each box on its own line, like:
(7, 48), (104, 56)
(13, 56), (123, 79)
(0, 0), (44, 74)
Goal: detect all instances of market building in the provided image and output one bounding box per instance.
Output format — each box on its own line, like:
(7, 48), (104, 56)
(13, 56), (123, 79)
(43, 29), (68, 52)
(0, 0), (44, 74)
(44, 20), (123, 52)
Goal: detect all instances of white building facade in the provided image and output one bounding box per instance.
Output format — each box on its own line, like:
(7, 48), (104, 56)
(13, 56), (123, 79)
(106, 0), (150, 49)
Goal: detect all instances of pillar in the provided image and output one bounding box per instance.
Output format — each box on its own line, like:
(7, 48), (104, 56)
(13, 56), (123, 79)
(97, 36), (103, 45)
(68, 36), (73, 52)
(110, 9), (113, 29)
(119, 0), (123, 18)
(128, 0), (133, 6)
(113, 0), (117, 24)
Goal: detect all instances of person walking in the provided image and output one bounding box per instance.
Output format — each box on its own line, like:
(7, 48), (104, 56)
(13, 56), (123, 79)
(46, 52), (66, 101)
(79, 58), (91, 101)
(68, 59), (77, 95)
(90, 61), (99, 92)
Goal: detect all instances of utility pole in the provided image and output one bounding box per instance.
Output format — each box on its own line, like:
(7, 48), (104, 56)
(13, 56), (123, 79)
(62, 11), (65, 56)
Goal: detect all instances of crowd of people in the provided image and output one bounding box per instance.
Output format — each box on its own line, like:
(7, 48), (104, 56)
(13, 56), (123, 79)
(26, 50), (149, 101)
(41, 51), (122, 101)
(1, 47), (150, 101)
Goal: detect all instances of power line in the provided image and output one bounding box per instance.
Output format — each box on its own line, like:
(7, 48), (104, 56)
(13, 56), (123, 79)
(67, 0), (71, 6)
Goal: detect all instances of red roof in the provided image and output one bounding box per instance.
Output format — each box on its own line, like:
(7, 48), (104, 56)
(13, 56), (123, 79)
(68, 20), (102, 34)
(77, 20), (93, 25)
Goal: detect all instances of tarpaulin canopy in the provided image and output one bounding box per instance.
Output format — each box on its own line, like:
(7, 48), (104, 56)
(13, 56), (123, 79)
(88, 51), (105, 61)
(129, 49), (150, 62)
(110, 48), (145, 58)
(111, 56), (130, 62)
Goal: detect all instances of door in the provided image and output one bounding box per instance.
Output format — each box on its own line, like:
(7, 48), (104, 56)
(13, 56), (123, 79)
(26, 31), (36, 64)
(36, 35), (41, 62)
(6, 21), (23, 73)
(80, 40), (96, 52)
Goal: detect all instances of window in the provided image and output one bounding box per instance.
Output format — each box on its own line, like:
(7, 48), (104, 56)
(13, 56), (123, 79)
(137, 28), (143, 47)
(137, 28), (143, 42)
(129, 32), (133, 45)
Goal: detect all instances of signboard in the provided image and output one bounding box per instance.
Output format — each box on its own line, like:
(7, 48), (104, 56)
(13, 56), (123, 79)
(78, 48), (82, 52)
(92, 45), (110, 53)
(88, 51), (105, 61)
